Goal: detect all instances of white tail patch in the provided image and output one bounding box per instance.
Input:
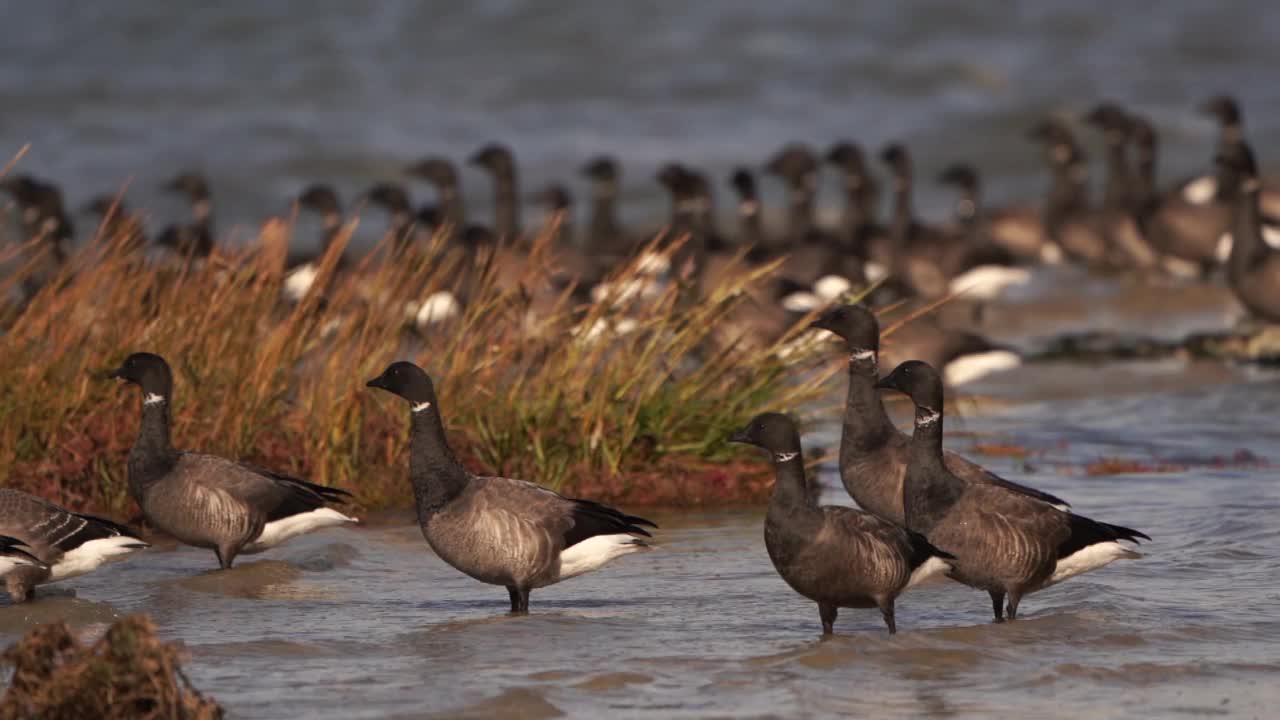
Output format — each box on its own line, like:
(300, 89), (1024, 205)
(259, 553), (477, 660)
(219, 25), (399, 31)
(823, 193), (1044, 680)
(944, 350), (1022, 387)
(905, 555), (952, 590)
(1182, 175), (1218, 205)
(415, 291), (461, 327)
(863, 261), (888, 283)
(1039, 242), (1064, 265)
(948, 265), (1033, 300)
(813, 275), (852, 301)
(1216, 225), (1280, 263)
(781, 291), (821, 313)
(48, 536), (148, 582)
(556, 533), (649, 581)
(1047, 541), (1142, 587)
(243, 507), (358, 554)
(283, 263), (319, 301)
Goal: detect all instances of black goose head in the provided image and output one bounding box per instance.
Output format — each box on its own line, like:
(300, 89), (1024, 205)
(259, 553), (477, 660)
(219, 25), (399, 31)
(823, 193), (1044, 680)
(728, 168), (757, 200)
(937, 163), (979, 192)
(875, 360), (944, 413)
(367, 361), (437, 407)
(656, 163), (691, 192)
(825, 141), (868, 173)
(729, 412), (802, 456)
(539, 184), (572, 212)
(765, 143), (819, 189)
(297, 185), (342, 217)
(0, 175), (49, 206)
(468, 144), (515, 174)
(1084, 102), (1130, 132)
(1200, 95), (1242, 128)
(83, 194), (127, 217)
(580, 156), (619, 183)
(406, 157), (460, 188)
(363, 183), (412, 214)
(879, 143), (911, 175)
(163, 172), (211, 202)
(809, 304), (880, 357)
(108, 352), (174, 399)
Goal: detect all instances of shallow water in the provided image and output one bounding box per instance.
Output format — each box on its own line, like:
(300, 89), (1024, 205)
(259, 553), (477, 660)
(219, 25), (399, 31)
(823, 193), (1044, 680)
(4, 288), (1280, 718)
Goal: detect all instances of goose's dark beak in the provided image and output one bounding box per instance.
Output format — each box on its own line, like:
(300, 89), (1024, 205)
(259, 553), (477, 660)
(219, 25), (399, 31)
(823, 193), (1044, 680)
(366, 376), (387, 390)
(874, 376), (896, 390)
(728, 428), (751, 445)
(105, 366), (126, 381)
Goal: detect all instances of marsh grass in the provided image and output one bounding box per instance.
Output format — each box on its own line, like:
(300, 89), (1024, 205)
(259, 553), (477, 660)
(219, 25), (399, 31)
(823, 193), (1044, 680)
(0, 203), (844, 514)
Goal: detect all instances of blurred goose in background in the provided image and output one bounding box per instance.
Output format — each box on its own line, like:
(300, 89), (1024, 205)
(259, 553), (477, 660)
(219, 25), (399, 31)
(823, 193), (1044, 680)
(364, 182), (433, 251)
(935, 164), (1035, 300)
(730, 412), (954, 635)
(1221, 142), (1280, 323)
(156, 172), (215, 259)
(1030, 121), (1114, 269)
(825, 141), (887, 270)
(469, 143), (521, 242)
(1, 175), (74, 298)
(110, 352), (357, 570)
(0, 489), (147, 602)
(580, 155), (630, 257)
(83, 194), (148, 255)
(406, 156), (467, 241)
(1079, 103), (1160, 272)
(876, 360), (1149, 621)
(366, 361), (655, 614)
(284, 184), (349, 302)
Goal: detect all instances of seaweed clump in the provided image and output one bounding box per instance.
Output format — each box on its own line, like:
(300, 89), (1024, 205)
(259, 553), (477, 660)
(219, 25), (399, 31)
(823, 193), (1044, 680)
(0, 615), (221, 720)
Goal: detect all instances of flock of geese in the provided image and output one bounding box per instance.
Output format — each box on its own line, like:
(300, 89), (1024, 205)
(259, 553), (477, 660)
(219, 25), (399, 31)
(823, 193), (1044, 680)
(0, 302), (1148, 633)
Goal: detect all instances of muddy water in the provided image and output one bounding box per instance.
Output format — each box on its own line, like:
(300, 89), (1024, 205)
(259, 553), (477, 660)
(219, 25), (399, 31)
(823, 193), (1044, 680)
(2, 273), (1279, 718)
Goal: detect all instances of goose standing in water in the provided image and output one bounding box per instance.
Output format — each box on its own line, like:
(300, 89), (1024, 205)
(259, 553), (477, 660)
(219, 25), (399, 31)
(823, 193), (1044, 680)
(809, 304), (1067, 527)
(0, 489), (147, 602)
(876, 360), (1149, 621)
(731, 413), (953, 635)
(109, 352), (357, 570)
(366, 361), (654, 614)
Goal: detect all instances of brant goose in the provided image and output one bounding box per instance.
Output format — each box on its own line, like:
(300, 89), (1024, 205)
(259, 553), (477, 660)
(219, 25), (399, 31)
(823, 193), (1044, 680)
(934, 164), (1036, 299)
(156, 172), (215, 259)
(286, 184), (349, 301)
(1084, 103), (1140, 213)
(809, 304), (1066, 528)
(109, 353), (357, 569)
(469, 144), (521, 241)
(876, 360), (1149, 621)
(825, 143), (882, 250)
(1221, 142), (1280, 322)
(0, 489), (147, 602)
(1029, 121), (1118, 269)
(366, 361), (654, 614)
(363, 182), (430, 250)
(580, 155), (629, 257)
(84, 195), (148, 255)
(731, 413), (953, 635)
(1, 175), (73, 298)
(728, 167), (768, 251)
(406, 156), (467, 238)
(537, 183), (575, 251)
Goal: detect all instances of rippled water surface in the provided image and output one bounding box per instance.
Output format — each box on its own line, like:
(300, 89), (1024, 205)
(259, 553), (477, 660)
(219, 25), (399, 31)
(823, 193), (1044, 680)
(4, 2), (1280, 717)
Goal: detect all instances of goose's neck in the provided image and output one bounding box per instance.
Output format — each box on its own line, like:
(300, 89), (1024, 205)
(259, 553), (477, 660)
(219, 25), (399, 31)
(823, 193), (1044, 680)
(768, 451), (813, 510)
(588, 187), (619, 247)
(841, 356), (896, 453)
(787, 185), (815, 242)
(1229, 183), (1268, 277)
(408, 404), (470, 523)
(127, 392), (179, 499)
(890, 173), (913, 241)
(902, 404), (961, 534)
(440, 185), (466, 229)
(1102, 139), (1132, 211)
(493, 171), (519, 240)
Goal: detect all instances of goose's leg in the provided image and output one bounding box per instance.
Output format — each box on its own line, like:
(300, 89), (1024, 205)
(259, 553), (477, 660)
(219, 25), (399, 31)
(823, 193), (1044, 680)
(818, 603), (838, 635)
(877, 596), (897, 635)
(513, 586), (531, 615)
(989, 590), (1006, 623)
(216, 545), (239, 570)
(507, 586), (521, 613)
(1006, 591), (1022, 621)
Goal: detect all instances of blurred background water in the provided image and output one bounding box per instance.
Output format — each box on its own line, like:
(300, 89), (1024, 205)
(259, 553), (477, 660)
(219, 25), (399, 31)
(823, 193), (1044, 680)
(3, 0), (1280, 242)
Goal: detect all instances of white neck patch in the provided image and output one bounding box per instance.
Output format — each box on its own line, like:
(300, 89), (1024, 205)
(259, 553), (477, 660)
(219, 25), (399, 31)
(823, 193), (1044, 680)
(411, 401), (432, 413)
(774, 451), (799, 463)
(1243, 178), (1262, 193)
(850, 348), (876, 363)
(915, 408), (940, 426)
(143, 393), (165, 406)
